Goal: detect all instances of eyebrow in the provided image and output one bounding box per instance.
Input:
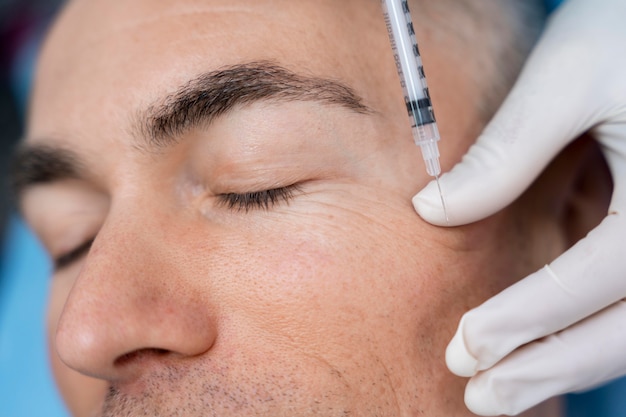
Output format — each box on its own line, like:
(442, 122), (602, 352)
(10, 144), (83, 202)
(12, 61), (371, 201)
(140, 60), (372, 148)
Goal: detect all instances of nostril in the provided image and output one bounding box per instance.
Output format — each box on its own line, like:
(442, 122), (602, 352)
(114, 348), (171, 368)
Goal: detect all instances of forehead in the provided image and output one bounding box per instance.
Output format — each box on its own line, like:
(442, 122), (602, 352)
(30, 0), (387, 136)
(44, 0), (382, 62)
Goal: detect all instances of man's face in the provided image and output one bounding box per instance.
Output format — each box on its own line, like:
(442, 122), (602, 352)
(19, 0), (549, 416)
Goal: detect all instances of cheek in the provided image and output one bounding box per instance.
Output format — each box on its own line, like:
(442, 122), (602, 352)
(47, 268), (108, 417)
(202, 192), (433, 366)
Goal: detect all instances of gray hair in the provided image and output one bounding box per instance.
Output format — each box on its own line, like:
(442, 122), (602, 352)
(411, 0), (547, 122)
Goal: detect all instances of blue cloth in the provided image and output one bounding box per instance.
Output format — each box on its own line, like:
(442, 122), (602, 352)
(567, 379), (626, 417)
(0, 217), (69, 417)
(546, 0), (565, 13)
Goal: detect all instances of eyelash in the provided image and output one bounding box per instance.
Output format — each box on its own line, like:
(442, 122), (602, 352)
(54, 238), (94, 271)
(53, 186), (299, 269)
(216, 185), (301, 212)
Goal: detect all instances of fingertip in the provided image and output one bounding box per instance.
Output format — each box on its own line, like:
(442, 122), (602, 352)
(464, 378), (505, 417)
(446, 319), (479, 377)
(412, 181), (453, 226)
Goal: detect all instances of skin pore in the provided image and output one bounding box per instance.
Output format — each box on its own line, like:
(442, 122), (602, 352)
(15, 0), (577, 415)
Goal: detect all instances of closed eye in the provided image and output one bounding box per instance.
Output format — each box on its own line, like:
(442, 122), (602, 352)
(216, 185), (301, 212)
(54, 237), (95, 271)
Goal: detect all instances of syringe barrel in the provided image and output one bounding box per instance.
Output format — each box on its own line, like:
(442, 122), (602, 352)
(383, 0), (442, 177)
(382, 0), (439, 131)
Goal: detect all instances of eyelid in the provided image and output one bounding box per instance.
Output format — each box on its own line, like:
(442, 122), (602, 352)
(216, 184), (302, 212)
(54, 237), (95, 271)
(51, 185), (301, 268)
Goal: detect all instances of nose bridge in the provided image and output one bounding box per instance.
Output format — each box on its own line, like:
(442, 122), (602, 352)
(55, 201), (217, 381)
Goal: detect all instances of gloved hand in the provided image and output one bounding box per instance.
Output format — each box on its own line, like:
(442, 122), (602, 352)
(413, 0), (626, 415)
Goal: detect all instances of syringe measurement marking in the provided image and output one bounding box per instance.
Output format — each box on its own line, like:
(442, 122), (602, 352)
(382, 0), (449, 222)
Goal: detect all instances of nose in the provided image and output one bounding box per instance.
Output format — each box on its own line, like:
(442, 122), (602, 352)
(55, 209), (218, 382)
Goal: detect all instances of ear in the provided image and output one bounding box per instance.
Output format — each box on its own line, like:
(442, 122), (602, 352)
(525, 133), (613, 249)
(558, 135), (613, 247)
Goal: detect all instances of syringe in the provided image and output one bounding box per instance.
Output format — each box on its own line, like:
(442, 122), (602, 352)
(381, 0), (448, 221)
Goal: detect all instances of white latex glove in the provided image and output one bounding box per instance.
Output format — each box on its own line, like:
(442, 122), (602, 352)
(413, 0), (626, 415)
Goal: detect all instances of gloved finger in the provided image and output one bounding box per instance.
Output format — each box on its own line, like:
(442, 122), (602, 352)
(596, 121), (626, 211)
(463, 300), (626, 416)
(413, 0), (625, 227)
(446, 208), (626, 377)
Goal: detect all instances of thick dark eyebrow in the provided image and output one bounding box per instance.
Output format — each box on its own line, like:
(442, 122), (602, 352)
(10, 144), (83, 203)
(139, 61), (372, 149)
(12, 62), (371, 201)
